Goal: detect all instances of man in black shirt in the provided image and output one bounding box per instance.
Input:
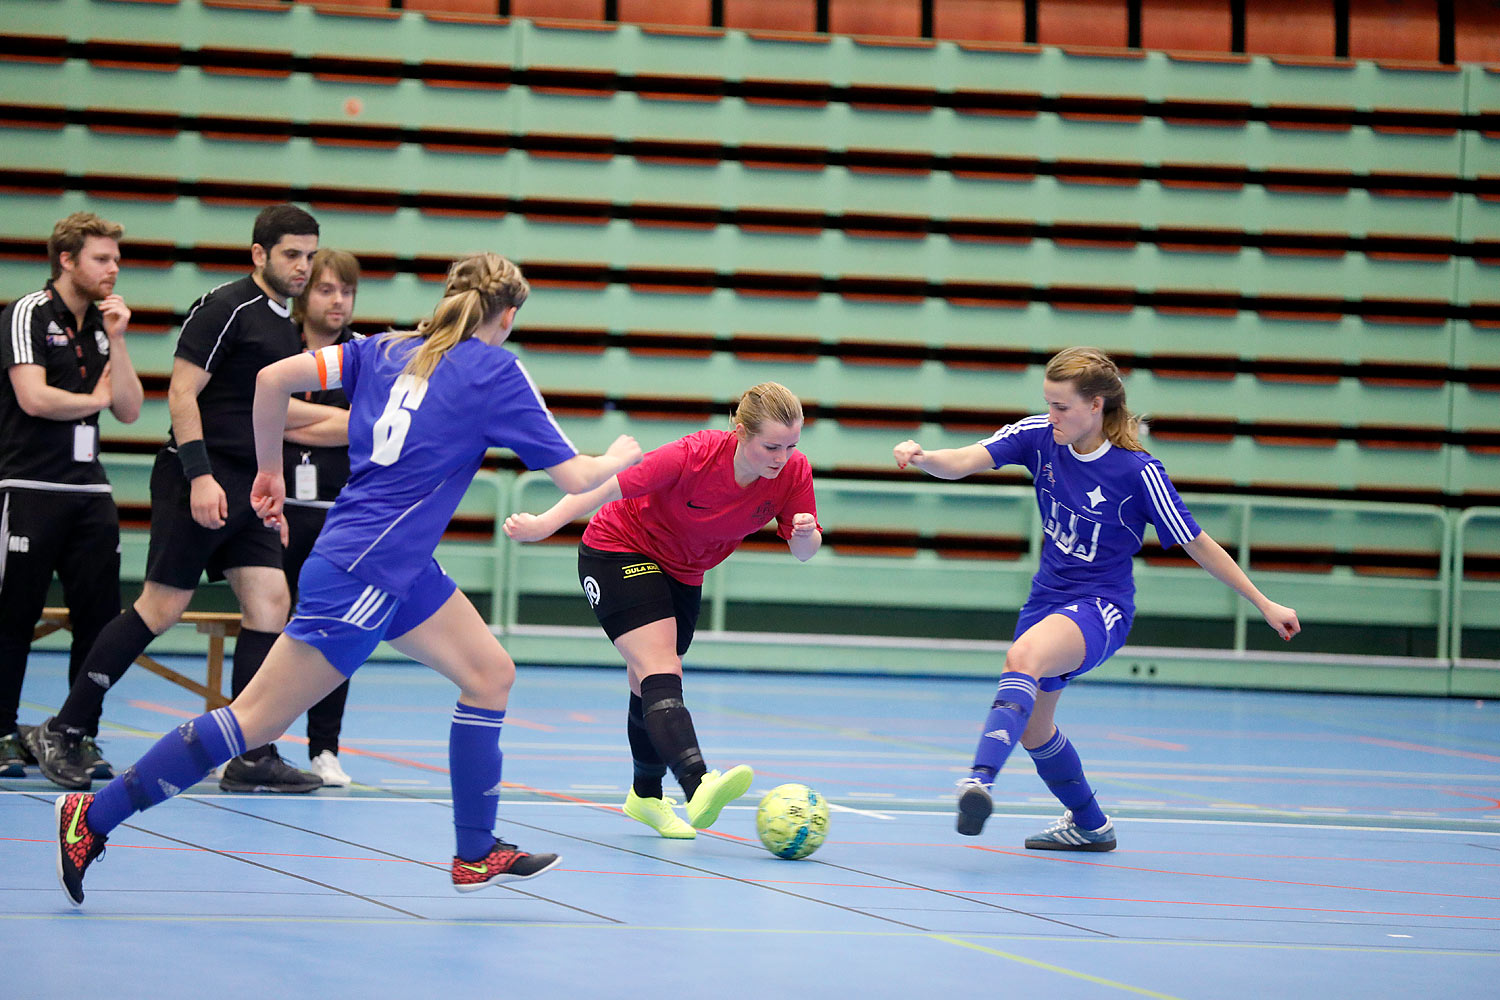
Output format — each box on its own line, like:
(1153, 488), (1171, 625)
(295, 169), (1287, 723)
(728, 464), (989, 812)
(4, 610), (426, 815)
(27, 204), (343, 792)
(283, 249), (361, 787)
(0, 213), (144, 778)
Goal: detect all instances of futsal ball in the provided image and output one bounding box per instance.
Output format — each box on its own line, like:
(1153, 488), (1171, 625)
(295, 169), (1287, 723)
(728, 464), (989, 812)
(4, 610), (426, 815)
(755, 783), (829, 860)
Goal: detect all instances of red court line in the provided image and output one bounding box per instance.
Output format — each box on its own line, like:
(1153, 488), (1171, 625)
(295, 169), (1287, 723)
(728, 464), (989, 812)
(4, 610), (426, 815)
(5, 836), (1490, 921)
(814, 844), (1500, 865)
(970, 845), (1500, 900)
(1354, 736), (1500, 764)
(1437, 789), (1500, 810)
(1104, 733), (1188, 751)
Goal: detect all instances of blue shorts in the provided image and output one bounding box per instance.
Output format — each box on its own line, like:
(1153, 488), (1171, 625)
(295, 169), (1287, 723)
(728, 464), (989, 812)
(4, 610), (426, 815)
(1014, 597), (1132, 692)
(284, 554), (457, 676)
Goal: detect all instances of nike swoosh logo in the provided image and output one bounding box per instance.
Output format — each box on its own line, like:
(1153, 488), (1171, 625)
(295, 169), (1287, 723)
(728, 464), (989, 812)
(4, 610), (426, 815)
(64, 802), (87, 845)
(686, 501), (710, 509)
(458, 862), (488, 873)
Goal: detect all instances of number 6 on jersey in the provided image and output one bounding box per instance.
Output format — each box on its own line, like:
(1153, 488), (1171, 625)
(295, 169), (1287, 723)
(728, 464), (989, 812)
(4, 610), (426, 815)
(371, 373), (428, 465)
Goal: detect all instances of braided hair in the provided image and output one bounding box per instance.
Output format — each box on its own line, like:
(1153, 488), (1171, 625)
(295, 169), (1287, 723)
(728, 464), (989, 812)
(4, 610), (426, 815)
(384, 253), (530, 381)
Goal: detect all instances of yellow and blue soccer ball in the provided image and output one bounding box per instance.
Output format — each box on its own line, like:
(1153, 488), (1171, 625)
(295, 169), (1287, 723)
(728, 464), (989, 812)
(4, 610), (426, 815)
(755, 783), (830, 860)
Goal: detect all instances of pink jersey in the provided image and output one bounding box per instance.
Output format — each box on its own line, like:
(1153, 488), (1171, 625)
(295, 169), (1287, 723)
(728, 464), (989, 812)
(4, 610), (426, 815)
(582, 429), (819, 584)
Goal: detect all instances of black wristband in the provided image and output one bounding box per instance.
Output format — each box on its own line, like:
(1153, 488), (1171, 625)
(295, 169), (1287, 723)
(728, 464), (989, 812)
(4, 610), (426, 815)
(178, 439), (213, 481)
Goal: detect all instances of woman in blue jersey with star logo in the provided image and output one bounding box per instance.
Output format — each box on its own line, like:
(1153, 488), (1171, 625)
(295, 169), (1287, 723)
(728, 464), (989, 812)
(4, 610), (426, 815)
(895, 347), (1300, 851)
(48, 253), (643, 905)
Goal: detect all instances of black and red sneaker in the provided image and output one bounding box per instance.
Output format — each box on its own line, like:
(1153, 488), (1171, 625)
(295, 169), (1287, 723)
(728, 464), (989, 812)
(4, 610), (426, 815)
(450, 839), (560, 893)
(55, 793), (107, 906)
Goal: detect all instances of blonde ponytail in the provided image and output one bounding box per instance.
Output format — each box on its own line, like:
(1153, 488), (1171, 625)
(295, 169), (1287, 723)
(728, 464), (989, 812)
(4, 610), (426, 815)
(384, 253), (529, 381)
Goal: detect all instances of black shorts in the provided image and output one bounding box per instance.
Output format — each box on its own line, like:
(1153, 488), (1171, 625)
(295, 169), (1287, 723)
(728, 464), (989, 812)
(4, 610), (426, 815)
(144, 448), (282, 589)
(577, 543), (702, 656)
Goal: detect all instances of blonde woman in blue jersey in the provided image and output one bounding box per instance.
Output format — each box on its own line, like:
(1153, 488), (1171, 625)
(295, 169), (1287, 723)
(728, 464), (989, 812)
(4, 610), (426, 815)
(48, 253), (643, 905)
(894, 347), (1300, 851)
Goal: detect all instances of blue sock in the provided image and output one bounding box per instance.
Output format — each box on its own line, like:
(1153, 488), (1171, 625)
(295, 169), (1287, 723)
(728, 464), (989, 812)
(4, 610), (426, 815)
(1027, 727), (1107, 831)
(969, 672), (1038, 784)
(449, 702), (505, 862)
(88, 708), (246, 836)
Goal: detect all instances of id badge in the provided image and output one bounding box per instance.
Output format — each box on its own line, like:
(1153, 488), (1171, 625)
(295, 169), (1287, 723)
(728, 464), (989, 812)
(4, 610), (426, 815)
(294, 461), (318, 501)
(73, 424), (98, 462)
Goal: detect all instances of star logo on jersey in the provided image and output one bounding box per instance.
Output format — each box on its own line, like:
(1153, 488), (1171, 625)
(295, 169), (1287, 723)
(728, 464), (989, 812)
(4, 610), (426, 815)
(1086, 485), (1107, 509)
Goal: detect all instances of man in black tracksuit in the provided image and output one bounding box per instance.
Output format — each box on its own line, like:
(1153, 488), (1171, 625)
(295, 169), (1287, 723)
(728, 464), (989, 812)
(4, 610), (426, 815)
(0, 212), (143, 779)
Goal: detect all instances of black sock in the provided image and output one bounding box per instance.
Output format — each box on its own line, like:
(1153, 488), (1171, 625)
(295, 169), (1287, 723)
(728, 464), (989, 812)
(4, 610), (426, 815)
(231, 628), (280, 761)
(231, 628), (279, 697)
(639, 673), (706, 800)
(307, 679), (350, 759)
(627, 693), (667, 799)
(53, 608), (156, 732)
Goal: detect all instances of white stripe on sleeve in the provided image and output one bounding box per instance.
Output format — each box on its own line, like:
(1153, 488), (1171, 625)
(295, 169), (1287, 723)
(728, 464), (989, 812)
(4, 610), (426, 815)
(1141, 463), (1195, 545)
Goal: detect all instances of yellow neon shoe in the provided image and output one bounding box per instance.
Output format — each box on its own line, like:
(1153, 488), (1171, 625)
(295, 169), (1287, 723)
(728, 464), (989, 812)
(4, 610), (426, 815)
(686, 764), (754, 829)
(622, 789), (696, 839)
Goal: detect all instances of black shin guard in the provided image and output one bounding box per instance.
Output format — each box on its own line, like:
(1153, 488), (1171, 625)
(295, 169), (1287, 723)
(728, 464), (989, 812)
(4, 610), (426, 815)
(627, 693), (668, 799)
(639, 674), (706, 799)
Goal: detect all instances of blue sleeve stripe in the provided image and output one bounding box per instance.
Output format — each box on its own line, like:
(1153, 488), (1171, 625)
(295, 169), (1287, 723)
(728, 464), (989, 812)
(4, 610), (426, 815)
(1141, 463), (1195, 545)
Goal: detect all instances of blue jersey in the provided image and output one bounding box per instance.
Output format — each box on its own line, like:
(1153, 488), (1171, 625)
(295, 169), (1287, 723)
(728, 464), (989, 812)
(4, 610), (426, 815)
(982, 416), (1201, 617)
(307, 334), (577, 599)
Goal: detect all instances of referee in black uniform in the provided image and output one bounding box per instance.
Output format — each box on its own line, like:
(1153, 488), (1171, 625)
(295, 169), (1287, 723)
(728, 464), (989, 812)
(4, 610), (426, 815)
(0, 212), (143, 779)
(28, 204), (339, 792)
(283, 248), (362, 788)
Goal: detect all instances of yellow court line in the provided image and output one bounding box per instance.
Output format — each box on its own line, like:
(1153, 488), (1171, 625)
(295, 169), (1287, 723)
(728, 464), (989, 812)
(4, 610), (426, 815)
(930, 934), (1185, 1000)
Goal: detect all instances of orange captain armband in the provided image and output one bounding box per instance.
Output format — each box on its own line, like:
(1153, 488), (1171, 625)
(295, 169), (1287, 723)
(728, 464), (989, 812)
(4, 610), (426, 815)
(314, 344), (344, 390)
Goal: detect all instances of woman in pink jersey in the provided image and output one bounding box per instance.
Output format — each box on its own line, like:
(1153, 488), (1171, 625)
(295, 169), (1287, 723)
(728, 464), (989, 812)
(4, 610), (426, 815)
(504, 382), (821, 838)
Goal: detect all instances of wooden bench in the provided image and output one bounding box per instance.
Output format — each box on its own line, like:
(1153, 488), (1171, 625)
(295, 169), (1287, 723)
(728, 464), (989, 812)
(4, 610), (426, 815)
(34, 608), (240, 711)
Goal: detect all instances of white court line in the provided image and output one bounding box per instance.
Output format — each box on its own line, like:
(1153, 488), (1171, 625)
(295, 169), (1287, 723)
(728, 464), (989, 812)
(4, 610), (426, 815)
(4, 792), (1497, 838)
(828, 801), (893, 821)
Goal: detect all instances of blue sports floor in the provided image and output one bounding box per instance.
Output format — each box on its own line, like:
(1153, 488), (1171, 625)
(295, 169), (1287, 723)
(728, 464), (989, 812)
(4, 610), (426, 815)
(3, 651), (1498, 998)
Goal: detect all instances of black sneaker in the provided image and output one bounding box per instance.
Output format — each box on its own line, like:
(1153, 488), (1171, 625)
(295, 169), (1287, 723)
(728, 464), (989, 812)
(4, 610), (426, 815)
(0, 729), (33, 778)
(24, 718), (93, 791)
(55, 792), (107, 906)
(219, 746), (323, 793)
(955, 778), (993, 837)
(79, 737), (114, 781)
